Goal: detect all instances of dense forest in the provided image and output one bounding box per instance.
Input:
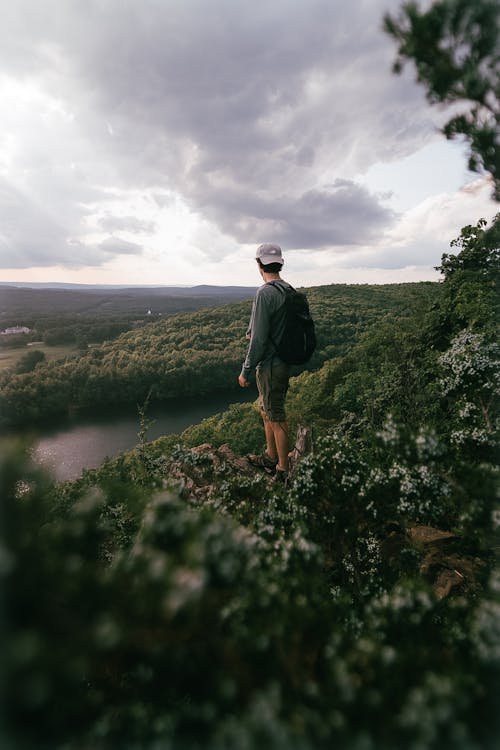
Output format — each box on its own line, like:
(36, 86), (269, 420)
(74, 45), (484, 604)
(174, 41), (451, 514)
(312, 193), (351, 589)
(2, 217), (498, 750)
(0, 281), (438, 427)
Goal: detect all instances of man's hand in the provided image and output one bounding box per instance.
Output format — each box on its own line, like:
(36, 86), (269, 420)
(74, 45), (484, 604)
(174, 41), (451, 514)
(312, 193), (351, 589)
(238, 374), (249, 388)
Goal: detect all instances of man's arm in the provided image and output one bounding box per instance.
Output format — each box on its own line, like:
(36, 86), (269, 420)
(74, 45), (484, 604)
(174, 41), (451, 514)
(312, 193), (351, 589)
(239, 289), (271, 382)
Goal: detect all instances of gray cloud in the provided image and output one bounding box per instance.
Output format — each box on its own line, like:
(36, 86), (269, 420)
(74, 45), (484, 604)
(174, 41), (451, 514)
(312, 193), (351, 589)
(99, 237), (144, 256)
(282, 182), (397, 248)
(0, 176), (146, 268)
(98, 215), (156, 234)
(0, 177), (107, 268)
(0, 178), (67, 268)
(0, 0), (437, 269)
(336, 242), (446, 271)
(198, 179), (396, 251)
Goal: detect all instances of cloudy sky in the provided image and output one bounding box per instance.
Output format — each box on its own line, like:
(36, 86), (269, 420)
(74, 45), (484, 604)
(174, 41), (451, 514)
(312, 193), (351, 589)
(0, 0), (497, 288)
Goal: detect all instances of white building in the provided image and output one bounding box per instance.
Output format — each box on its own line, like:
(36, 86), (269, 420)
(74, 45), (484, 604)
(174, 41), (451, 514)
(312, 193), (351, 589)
(1, 326), (31, 335)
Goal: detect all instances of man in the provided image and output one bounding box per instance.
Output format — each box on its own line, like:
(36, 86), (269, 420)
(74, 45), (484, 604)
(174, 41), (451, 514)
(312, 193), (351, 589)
(238, 243), (291, 484)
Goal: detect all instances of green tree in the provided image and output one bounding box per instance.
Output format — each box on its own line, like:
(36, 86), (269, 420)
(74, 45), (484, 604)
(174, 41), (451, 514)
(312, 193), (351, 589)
(437, 214), (500, 280)
(429, 215), (499, 342)
(15, 349), (46, 374)
(384, 0), (500, 199)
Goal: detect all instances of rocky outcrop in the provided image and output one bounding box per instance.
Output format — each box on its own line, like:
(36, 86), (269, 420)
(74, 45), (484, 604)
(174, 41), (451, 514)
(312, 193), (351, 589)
(166, 442), (275, 502)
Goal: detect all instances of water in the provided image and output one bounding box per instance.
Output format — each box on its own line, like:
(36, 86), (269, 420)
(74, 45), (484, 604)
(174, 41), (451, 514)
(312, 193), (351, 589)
(18, 390), (257, 482)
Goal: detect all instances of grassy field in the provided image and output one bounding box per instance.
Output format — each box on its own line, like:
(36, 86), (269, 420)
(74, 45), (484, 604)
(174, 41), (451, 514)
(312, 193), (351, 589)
(0, 343), (79, 372)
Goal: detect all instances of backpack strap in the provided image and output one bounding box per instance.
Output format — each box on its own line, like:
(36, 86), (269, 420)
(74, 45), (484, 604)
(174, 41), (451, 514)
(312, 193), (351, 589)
(267, 280), (292, 353)
(267, 280), (294, 294)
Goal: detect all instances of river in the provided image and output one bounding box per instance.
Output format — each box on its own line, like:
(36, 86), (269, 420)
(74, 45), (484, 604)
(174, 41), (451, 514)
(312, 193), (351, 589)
(13, 390), (257, 482)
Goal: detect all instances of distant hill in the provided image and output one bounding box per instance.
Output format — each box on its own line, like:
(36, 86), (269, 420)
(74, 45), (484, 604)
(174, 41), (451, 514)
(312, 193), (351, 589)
(0, 284), (257, 318)
(0, 282), (256, 295)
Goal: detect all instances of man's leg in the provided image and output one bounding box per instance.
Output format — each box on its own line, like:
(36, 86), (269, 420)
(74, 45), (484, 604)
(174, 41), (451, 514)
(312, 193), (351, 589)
(256, 361), (290, 472)
(261, 410), (278, 461)
(270, 421), (289, 471)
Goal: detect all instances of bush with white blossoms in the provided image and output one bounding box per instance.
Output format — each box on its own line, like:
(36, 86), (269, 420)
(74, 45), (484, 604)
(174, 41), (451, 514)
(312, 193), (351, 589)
(291, 423), (453, 542)
(439, 329), (499, 452)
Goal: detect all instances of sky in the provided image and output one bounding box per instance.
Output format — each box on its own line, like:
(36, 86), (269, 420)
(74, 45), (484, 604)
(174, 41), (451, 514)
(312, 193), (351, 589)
(0, 0), (497, 289)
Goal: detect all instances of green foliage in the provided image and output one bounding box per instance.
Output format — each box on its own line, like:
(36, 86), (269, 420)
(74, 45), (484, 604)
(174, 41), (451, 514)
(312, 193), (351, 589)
(42, 318), (134, 346)
(282, 319), (438, 437)
(439, 329), (499, 461)
(181, 401), (263, 454)
(0, 282), (441, 429)
(384, 0), (500, 199)
(432, 215), (500, 339)
(2, 420), (498, 749)
(14, 348), (46, 374)
(1, 443), (331, 749)
(274, 218), (499, 447)
(438, 216), (500, 280)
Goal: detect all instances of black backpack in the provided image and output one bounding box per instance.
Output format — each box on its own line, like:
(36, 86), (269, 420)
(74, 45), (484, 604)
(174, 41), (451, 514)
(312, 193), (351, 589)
(269, 281), (316, 365)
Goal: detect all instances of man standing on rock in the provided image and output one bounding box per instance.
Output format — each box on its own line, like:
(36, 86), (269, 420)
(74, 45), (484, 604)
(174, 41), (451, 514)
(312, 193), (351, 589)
(238, 243), (291, 484)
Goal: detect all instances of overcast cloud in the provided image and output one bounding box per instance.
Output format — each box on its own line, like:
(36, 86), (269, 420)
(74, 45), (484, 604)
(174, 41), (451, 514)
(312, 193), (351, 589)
(0, 0), (496, 284)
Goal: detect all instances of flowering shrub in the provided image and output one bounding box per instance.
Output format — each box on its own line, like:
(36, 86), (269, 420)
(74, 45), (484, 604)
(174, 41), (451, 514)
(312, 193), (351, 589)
(439, 329), (499, 455)
(2, 443), (332, 749)
(290, 425), (447, 542)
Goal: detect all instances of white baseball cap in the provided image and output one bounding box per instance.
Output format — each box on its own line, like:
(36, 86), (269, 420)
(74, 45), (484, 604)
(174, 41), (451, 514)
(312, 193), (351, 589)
(256, 243), (284, 265)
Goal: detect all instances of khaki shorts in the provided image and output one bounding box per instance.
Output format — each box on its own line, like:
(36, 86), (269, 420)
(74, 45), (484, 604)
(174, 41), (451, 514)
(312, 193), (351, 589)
(256, 358), (291, 422)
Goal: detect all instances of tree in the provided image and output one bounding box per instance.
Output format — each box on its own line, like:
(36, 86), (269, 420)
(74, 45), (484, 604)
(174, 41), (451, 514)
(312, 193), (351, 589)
(437, 214), (500, 280)
(384, 0), (500, 200)
(431, 215), (500, 336)
(15, 349), (46, 374)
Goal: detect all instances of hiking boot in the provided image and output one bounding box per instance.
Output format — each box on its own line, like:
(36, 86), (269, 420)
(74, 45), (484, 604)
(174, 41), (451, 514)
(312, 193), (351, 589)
(246, 452), (278, 475)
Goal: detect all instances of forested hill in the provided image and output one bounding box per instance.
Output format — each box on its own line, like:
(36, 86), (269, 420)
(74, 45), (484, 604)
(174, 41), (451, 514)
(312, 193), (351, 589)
(0, 284), (260, 351)
(0, 283), (258, 316)
(0, 283), (259, 339)
(0, 281), (439, 427)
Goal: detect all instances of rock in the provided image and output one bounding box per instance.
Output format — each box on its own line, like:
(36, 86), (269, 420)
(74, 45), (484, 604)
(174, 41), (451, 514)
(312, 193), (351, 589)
(289, 425), (313, 472)
(407, 526), (485, 599)
(213, 443), (256, 476)
(433, 568), (465, 600)
(164, 442), (272, 503)
(407, 526), (456, 546)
